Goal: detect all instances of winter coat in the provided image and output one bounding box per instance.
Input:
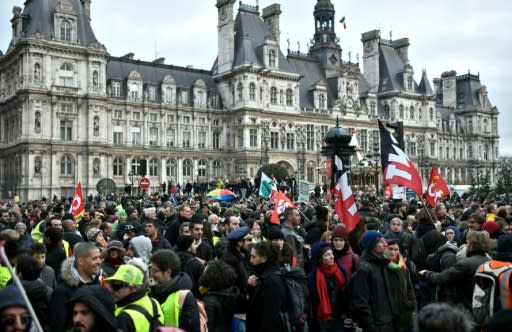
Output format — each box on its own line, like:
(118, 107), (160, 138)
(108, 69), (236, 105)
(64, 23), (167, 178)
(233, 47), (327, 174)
(351, 251), (395, 332)
(384, 231), (413, 258)
(48, 257), (100, 332)
(45, 241), (67, 278)
(150, 272), (200, 332)
(221, 245), (249, 295)
(425, 241), (459, 302)
(387, 265), (416, 332)
(22, 279), (51, 331)
(334, 246), (359, 280)
(305, 222), (326, 245)
(203, 286), (247, 332)
(246, 262), (288, 332)
(176, 250), (205, 299)
(282, 224), (306, 270)
(68, 285), (119, 332)
(424, 250), (490, 310)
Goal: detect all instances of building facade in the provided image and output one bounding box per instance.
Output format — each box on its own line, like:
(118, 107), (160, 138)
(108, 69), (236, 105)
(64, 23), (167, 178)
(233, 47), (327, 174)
(0, 0), (500, 200)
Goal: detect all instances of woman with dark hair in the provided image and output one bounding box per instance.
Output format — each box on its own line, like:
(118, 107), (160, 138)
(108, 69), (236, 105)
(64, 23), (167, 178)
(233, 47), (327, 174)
(267, 227), (296, 268)
(246, 241), (288, 332)
(331, 226), (359, 280)
(199, 260), (247, 332)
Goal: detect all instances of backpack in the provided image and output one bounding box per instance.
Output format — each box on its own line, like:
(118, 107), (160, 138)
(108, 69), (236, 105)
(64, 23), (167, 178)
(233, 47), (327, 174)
(278, 265), (309, 331)
(472, 261), (512, 326)
(124, 298), (163, 332)
(178, 289), (208, 332)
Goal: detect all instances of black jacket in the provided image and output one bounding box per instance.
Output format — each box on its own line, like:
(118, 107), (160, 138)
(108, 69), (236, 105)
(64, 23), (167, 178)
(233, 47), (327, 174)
(351, 251), (395, 332)
(22, 279), (51, 331)
(221, 245), (249, 295)
(203, 286), (247, 332)
(387, 266), (416, 332)
(305, 222), (326, 245)
(176, 250), (205, 299)
(150, 272), (200, 332)
(246, 262), (288, 332)
(167, 215), (190, 246)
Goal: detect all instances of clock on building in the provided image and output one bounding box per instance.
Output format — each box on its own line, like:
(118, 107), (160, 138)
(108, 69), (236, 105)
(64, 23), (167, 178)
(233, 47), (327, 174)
(345, 97), (354, 108)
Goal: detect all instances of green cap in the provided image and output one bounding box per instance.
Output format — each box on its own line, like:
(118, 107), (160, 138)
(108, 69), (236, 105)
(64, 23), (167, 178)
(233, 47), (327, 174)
(105, 264), (143, 286)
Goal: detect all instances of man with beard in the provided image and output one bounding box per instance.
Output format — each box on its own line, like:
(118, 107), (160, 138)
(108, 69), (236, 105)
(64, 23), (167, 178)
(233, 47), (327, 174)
(68, 285), (119, 332)
(149, 249), (200, 332)
(0, 285), (32, 332)
(167, 204), (193, 246)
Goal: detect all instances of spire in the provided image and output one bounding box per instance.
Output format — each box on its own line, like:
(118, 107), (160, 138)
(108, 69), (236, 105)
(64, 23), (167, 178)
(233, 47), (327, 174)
(418, 69), (434, 95)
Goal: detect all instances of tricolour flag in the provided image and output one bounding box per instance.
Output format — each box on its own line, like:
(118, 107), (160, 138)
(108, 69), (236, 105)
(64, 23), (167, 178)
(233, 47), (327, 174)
(69, 182), (85, 222)
(330, 155), (359, 233)
(379, 121), (423, 196)
(424, 167), (450, 207)
(339, 16), (347, 29)
(270, 191), (296, 225)
(259, 172), (277, 198)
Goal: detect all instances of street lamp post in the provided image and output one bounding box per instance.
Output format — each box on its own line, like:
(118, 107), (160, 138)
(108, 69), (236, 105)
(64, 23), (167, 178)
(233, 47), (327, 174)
(128, 170), (135, 197)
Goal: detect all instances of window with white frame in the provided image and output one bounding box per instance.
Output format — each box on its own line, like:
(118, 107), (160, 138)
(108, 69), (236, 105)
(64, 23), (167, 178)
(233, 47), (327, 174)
(213, 160), (221, 177)
(249, 129), (257, 147)
(113, 157), (123, 176)
(280, 90), (284, 104)
(112, 82), (121, 97)
(212, 132), (220, 149)
(130, 83), (138, 100)
(150, 113), (157, 122)
(181, 90), (188, 105)
(198, 159), (207, 177)
(287, 133), (295, 150)
(166, 159), (176, 177)
(149, 128), (158, 146)
(60, 155), (73, 175)
(268, 49), (276, 67)
(60, 120), (72, 140)
(198, 131), (206, 148)
(307, 166), (314, 183)
(286, 89), (293, 106)
(131, 159), (140, 175)
(131, 127), (141, 145)
(237, 130), (243, 148)
(306, 124), (315, 150)
(270, 87), (277, 104)
(249, 83), (256, 100)
(319, 94), (326, 109)
(132, 112), (141, 120)
(149, 158), (158, 176)
(270, 132), (279, 149)
(167, 114), (175, 123)
(148, 86), (156, 101)
(182, 159), (192, 177)
(113, 126), (123, 145)
(166, 128), (175, 147)
(59, 63), (73, 87)
(165, 87), (173, 103)
(60, 19), (72, 42)
(61, 104), (73, 113)
(237, 82), (243, 101)
(183, 131), (191, 148)
(183, 116), (191, 124)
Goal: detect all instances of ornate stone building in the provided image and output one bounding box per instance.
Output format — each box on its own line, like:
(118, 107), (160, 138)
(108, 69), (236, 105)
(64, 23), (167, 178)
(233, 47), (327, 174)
(0, 0), (500, 200)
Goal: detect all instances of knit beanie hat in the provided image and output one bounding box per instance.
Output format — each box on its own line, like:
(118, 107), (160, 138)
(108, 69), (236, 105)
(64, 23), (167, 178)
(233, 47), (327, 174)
(331, 227), (348, 241)
(497, 234), (512, 253)
(361, 230), (384, 251)
(0, 285), (27, 312)
(86, 227), (102, 242)
(310, 241), (332, 265)
(176, 235), (195, 251)
(446, 226), (461, 242)
(482, 222), (501, 237)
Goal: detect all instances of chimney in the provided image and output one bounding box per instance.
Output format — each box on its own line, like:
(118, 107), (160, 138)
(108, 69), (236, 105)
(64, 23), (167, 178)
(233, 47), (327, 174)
(441, 70), (457, 108)
(361, 30), (380, 92)
(392, 38), (409, 64)
(10, 6), (23, 45)
(152, 57), (165, 64)
(81, 0), (91, 21)
(262, 4), (281, 48)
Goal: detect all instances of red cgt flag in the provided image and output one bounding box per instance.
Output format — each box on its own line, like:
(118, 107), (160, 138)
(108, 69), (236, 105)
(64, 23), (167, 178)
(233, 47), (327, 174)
(69, 182), (85, 222)
(425, 167), (450, 207)
(270, 191), (296, 225)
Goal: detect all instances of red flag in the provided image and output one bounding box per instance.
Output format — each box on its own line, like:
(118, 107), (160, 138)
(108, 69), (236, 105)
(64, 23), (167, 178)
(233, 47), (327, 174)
(378, 121), (423, 196)
(69, 182), (85, 222)
(270, 191), (296, 225)
(424, 167), (450, 206)
(330, 155), (359, 233)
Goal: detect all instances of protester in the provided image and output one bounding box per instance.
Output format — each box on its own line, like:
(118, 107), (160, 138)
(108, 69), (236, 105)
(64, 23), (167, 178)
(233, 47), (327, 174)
(331, 226), (359, 279)
(101, 240), (126, 277)
(68, 285), (119, 332)
(0, 285), (33, 332)
(416, 302), (474, 332)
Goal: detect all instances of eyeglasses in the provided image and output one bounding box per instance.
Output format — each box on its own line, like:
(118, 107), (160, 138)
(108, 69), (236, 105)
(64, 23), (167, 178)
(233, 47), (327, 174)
(0, 315), (32, 326)
(109, 283), (128, 291)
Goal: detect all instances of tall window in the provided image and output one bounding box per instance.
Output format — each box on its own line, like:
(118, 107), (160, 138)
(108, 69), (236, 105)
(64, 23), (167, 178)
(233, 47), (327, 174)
(237, 130), (244, 148)
(93, 158), (100, 176)
(166, 128), (175, 147)
(182, 159), (192, 177)
(249, 129), (257, 147)
(429, 108), (434, 121)
(182, 131), (191, 148)
(307, 166), (314, 183)
(165, 87), (173, 103)
(360, 129), (368, 153)
(213, 160), (221, 177)
(399, 105), (404, 118)
(270, 132), (279, 149)
(249, 83), (256, 100)
(34, 111), (41, 133)
(113, 126), (123, 145)
(60, 120), (72, 140)
(306, 124), (315, 150)
(198, 160), (207, 177)
(59, 63), (73, 87)
(319, 94), (325, 109)
(34, 63), (41, 81)
(149, 159), (158, 176)
(268, 49), (276, 67)
(212, 132), (220, 149)
(383, 104), (390, 118)
(270, 87), (277, 104)
(131, 127), (141, 145)
(113, 157), (123, 176)
(60, 19), (72, 42)
(237, 82), (243, 101)
(112, 82), (121, 97)
(407, 77), (413, 90)
(166, 159), (176, 177)
(131, 159), (140, 175)
(34, 157), (42, 175)
(279, 90), (284, 104)
(149, 128), (158, 146)
(286, 133), (295, 150)
(60, 155), (73, 175)
(92, 71), (98, 88)
(286, 89), (293, 106)
(130, 83), (138, 100)
(198, 131), (206, 148)
(409, 107), (415, 120)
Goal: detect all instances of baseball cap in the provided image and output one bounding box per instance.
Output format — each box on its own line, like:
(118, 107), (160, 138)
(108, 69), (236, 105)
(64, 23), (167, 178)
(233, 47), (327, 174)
(105, 264), (143, 286)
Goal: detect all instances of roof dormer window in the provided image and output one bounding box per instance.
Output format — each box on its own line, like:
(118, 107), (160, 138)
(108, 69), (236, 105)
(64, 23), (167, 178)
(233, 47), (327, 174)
(60, 19), (72, 42)
(269, 49), (276, 68)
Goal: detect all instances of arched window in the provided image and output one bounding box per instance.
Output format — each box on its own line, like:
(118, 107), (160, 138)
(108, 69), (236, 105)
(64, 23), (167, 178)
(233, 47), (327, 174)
(213, 160), (221, 178)
(198, 159), (207, 177)
(279, 90), (284, 104)
(113, 157), (123, 176)
(149, 158), (159, 176)
(92, 71), (98, 88)
(34, 111), (41, 133)
(237, 82), (243, 101)
(60, 19), (72, 42)
(286, 89), (293, 106)
(270, 87), (277, 104)
(60, 155), (73, 175)
(166, 159), (176, 177)
(93, 116), (99, 136)
(93, 158), (100, 176)
(249, 83), (256, 101)
(182, 159), (192, 177)
(131, 158), (141, 175)
(34, 63), (41, 81)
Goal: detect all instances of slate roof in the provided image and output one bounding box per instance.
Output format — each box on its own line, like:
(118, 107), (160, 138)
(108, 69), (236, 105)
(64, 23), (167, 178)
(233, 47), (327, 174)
(14, 0), (97, 48)
(378, 42), (420, 94)
(106, 58), (218, 91)
(456, 75), (488, 108)
(287, 55), (326, 109)
(418, 70), (434, 95)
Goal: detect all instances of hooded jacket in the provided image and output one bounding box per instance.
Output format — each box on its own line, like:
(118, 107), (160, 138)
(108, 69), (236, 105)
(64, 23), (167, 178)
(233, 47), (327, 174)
(129, 235), (152, 263)
(68, 285), (119, 332)
(48, 257), (100, 332)
(176, 250), (205, 299)
(22, 279), (51, 331)
(150, 272), (200, 332)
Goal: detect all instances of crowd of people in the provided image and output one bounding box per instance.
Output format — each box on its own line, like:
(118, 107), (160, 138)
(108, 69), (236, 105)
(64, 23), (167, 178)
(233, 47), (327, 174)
(0, 185), (512, 332)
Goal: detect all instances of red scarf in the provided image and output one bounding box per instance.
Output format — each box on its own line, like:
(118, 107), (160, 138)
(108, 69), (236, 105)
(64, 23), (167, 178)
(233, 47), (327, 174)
(315, 263), (346, 322)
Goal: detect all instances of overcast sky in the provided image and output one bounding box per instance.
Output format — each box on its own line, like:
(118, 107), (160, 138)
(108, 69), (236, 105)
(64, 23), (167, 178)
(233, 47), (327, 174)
(1, 0), (510, 154)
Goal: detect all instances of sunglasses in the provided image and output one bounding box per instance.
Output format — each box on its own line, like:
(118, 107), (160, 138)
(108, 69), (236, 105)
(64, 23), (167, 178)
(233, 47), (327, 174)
(110, 283), (128, 291)
(0, 315), (32, 326)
